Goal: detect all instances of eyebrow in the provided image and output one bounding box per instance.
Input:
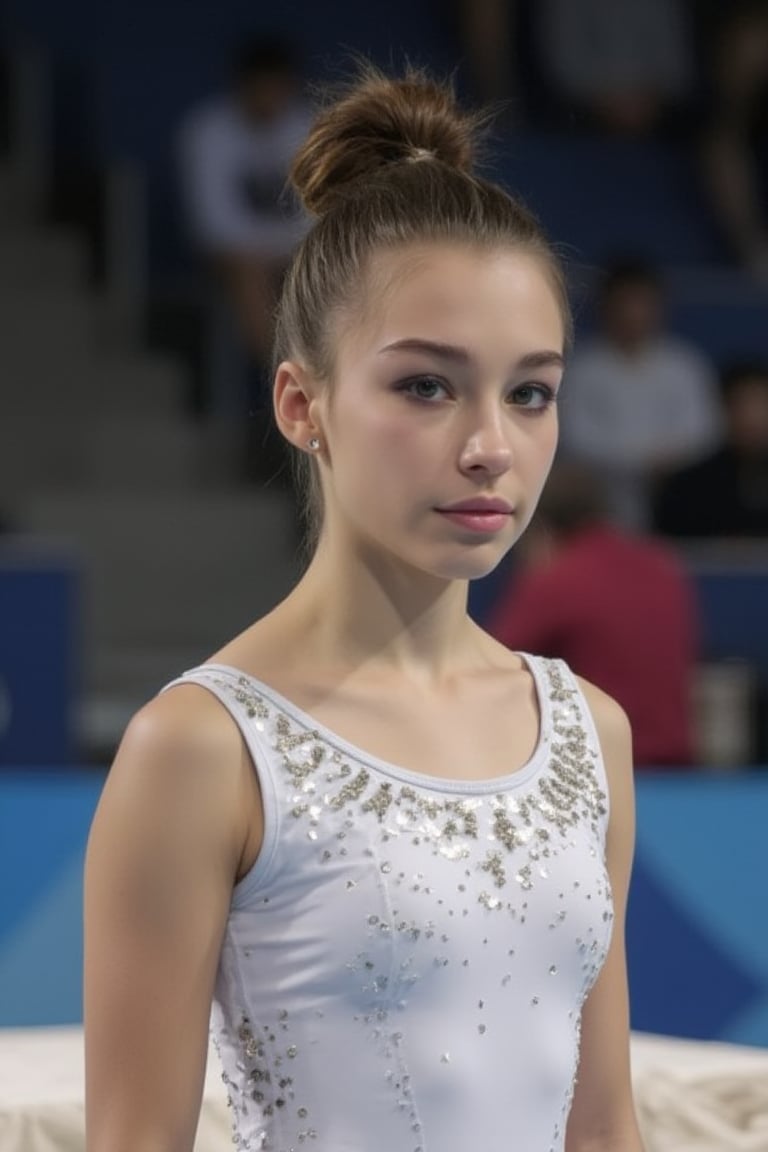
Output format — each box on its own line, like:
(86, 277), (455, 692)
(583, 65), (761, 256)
(378, 338), (565, 371)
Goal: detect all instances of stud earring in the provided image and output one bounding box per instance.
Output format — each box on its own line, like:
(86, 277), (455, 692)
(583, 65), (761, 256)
(307, 437), (321, 451)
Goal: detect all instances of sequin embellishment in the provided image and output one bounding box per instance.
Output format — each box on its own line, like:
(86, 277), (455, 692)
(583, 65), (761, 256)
(218, 664), (607, 896)
(203, 659), (613, 1152)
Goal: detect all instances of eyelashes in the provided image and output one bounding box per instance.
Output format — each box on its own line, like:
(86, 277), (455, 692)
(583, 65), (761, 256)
(394, 375), (559, 412)
(396, 376), (449, 402)
(511, 383), (558, 411)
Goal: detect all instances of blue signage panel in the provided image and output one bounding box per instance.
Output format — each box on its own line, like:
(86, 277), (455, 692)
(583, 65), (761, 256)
(0, 770), (766, 1044)
(0, 544), (80, 765)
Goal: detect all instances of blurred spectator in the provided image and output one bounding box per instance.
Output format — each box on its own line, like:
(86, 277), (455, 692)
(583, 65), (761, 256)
(457, 0), (694, 133)
(559, 258), (722, 528)
(700, 2), (768, 277)
(178, 36), (310, 428)
(655, 360), (768, 537)
(455, 0), (522, 119)
(488, 463), (697, 766)
(533, 0), (694, 134)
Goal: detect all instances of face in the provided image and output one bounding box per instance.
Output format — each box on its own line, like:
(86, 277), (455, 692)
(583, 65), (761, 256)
(602, 281), (660, 348)
(239, 72), (297, 124)
(727, 377), (768, 454)
(311, 243), (564, 581)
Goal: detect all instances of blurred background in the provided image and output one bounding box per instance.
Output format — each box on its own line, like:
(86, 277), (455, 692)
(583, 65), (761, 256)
(0, 0), (767, 1053)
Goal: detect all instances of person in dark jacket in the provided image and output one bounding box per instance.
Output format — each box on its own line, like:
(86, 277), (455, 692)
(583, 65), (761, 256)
(654, 360), (768, 538)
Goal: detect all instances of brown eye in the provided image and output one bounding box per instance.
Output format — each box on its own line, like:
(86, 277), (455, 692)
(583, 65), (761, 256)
(398, 376), (449, 401)
(510, 383), (556, 410)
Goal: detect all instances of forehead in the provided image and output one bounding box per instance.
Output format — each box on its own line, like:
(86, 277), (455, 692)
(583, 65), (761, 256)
(337, 243), (565, 364)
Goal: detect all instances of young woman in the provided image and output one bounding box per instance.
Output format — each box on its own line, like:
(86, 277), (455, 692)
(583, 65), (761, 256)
(84, 65), (645, 1152)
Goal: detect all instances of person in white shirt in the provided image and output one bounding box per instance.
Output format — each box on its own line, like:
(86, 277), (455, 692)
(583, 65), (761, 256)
(533, 0), (693, 134)
(559, 259), (722, 528)
(456, 0), (693, 134)
(179, 38), (310, 262)
(178, 38), (311, 430)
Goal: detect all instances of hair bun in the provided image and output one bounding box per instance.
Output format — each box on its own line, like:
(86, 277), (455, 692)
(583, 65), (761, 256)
(290, 65), (480, 217)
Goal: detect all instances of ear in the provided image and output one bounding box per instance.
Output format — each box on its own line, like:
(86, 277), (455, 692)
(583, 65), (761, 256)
(273, 360), (324, 452)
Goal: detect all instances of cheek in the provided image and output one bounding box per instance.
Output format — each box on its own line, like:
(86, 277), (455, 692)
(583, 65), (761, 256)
(522, 416), (559, 471)
(336, 401), (434, 471)
(329, 403), (415, 496)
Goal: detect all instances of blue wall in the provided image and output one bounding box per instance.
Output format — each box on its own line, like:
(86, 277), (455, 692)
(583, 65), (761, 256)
(0, 553), (80, 765)
(1, 0), (460, 278)
(1, 769), (766, 1045)
(0, 771), (99, 1026)
(1, 0), (459, 162)
(630, 776), (768, 1046)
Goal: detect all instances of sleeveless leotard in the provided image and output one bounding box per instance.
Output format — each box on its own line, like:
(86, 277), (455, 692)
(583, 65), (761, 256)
(165, 655), (613, 1152)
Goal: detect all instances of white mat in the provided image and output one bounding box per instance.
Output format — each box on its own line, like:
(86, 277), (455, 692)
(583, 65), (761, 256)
(1, 1026), (767, 1151)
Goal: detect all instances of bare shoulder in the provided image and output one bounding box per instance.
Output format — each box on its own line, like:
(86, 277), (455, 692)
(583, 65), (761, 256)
(84, 686), (253, 1150)
(92, 683), (254, 869)
(119, 683), (244, 775)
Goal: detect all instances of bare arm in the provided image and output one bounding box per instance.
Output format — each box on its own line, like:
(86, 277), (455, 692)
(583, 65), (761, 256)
(565, 681), (645, 1152)
(84, 685), (260, 1152)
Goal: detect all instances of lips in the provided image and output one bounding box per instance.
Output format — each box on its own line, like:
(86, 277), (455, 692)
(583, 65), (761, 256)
(435, 498), (514, 535)
(437, 498), (513, 515)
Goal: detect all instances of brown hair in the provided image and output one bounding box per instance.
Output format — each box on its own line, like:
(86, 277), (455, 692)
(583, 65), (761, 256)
(274, 63), (571, 549)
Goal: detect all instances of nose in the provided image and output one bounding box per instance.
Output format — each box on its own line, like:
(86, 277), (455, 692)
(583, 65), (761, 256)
(458, 407), (513, 478)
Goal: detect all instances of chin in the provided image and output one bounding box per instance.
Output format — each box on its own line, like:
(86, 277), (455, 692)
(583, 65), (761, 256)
(427, 544), (513, 583)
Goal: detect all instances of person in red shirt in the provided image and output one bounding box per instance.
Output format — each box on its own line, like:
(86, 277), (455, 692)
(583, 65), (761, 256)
(488, 462), (697, 766)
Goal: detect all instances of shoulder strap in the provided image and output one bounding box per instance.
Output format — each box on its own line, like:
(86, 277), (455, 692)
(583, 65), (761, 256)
(539, 657), (611, 828)
(161, 666), (282, 899)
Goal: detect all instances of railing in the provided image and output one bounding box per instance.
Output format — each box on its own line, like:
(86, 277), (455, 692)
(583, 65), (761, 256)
(5, 40), (51, 220)
(3, 40), (148, 347)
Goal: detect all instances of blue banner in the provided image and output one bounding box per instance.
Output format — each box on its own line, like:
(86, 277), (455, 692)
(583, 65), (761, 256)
(0, 770), (766, 1045)
(0, 545), (80, 765)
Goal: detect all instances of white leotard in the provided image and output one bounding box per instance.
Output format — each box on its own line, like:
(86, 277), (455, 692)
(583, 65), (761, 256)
(166, 655), (613, 1152)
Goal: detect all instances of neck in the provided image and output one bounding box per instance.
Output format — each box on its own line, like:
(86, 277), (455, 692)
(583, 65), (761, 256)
(278, 534), (478, 684)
